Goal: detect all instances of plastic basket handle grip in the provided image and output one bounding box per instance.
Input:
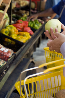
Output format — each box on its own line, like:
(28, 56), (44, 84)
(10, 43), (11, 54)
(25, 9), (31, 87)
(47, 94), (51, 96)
(43, 64), (65, 73)
(38, 59), (65, 68)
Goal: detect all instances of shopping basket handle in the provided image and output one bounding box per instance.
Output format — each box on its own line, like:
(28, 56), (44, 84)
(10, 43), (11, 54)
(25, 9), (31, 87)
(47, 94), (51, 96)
(43, 64), (65, 73)
(38, 59), (65, 68)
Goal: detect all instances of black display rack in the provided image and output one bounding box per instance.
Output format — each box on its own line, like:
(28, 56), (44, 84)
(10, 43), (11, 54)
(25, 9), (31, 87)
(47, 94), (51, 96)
(0, 0), (45, 98)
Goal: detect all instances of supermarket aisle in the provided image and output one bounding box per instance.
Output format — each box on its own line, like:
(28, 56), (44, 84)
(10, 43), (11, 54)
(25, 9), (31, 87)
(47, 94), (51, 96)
(33, 39), (48, 61)
(33, 38), (48, 71)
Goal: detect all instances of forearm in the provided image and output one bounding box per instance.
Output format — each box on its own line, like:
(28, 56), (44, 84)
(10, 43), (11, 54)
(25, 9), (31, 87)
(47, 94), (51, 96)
(37, 8), (55, 17)
(51, 13), (57, 19)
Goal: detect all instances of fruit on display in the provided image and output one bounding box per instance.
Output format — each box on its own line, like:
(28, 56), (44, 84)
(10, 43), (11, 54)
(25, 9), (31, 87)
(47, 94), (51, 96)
(12, 14), (21, 21)
(0, 24), (31, 43)
(16, 35), (29, 43)
(12, 23), (24, 31)
(18, 32), (31, 39)
(1, 28), (9, 36)
(6, 25), (19, 35)
(18, 0), (29, 7)
(0, 44), (13, 61)
(23, 27), (34, 35)
(19, 16), (27, 21)
(31, 2), (36, 9)
(13, 20), (28, 31)
(28, 19), (42, 29)
(38, 19), (44, 24)
(45, 19), (61, 34)
(12, 19), (34, 35)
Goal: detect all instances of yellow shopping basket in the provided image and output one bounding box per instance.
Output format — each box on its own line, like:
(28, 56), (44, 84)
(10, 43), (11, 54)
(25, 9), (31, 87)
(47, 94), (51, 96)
(15, 59), (65, 98)
(44, 47), (64, 71)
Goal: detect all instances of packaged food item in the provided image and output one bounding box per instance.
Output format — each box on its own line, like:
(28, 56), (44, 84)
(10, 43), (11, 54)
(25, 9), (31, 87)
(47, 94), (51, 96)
(0, 44), (14, 61)
(0, 59), (6, 67)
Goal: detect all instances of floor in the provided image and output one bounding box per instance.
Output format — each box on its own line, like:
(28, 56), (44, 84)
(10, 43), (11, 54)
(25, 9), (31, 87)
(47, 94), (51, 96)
(33, 39), (48, 71)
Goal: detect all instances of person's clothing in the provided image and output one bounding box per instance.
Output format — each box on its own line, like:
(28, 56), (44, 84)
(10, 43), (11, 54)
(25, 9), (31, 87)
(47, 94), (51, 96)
(45, 0), (61, 9)
(60, 42), (65, 77)
(45, 0), (61, 18)
(52, 1), (65, 25)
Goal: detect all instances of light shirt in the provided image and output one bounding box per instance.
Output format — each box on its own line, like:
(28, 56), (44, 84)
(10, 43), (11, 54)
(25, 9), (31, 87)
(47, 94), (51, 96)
(60, 42), (65, 77)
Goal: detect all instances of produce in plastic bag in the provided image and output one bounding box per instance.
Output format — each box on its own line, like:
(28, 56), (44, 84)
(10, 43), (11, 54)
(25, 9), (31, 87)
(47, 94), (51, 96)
(0, 44), (14, 61)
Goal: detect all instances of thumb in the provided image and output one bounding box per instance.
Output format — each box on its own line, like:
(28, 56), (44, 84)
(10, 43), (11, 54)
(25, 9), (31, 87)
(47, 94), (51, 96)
(54, 32), (60, 38)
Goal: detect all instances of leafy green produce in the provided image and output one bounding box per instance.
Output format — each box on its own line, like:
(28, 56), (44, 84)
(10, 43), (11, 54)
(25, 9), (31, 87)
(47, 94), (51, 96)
(0, 10), (9, 27)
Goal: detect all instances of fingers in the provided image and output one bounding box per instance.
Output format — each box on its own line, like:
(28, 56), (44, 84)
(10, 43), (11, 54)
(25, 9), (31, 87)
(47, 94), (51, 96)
(50, 28), (56, 39)
(47, 40), (53, 47)
(55, 28), (58, 32)
(54, 32), (60, 38)
(27, 17), (30, 21)
(44, 30), (53, 40)
(49, 46), (53, 51)
(44, 28), (56, 40)
(62, 31), (65, 35)
(27, 16), (33, 21)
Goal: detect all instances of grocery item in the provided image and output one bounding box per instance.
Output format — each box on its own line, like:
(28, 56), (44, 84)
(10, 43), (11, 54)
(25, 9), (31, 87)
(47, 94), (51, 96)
(6, 25), (19, 35)
(18, 32), (31, 37)
(45, 19), (61, 34)
(23, 27), (34, 35)
(1, 28), (9, 36)
(0, 10), (9, 27)
(28, 19), (42, 29)
(19, 16), (27, 21)
(16, 20), (28, 27)
(16, 35), (29, 43)
(0, 44), (14, 61)
(0, 59), (6, 67)
(12, 23), (24, 31)
(19, 0), (29, 7)
(31, 1), (36, 9)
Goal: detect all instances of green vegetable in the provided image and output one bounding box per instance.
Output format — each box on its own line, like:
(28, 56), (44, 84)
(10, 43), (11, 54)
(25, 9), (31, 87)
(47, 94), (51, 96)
(28, 19), (42, 29)
(0, 10), (9, 27)
(12, 14), (21, 20)
(19, 16), (27, 21)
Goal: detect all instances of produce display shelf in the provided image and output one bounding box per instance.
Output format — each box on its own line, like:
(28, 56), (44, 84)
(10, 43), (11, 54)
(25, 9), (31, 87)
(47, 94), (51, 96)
(0, 23), (45, 98)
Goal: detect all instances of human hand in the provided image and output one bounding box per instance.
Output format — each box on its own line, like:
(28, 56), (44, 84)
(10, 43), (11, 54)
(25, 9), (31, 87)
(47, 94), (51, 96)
(27, 14), (38, 21)
(44, 23), (65, 40)
(47, 32), (65, 53)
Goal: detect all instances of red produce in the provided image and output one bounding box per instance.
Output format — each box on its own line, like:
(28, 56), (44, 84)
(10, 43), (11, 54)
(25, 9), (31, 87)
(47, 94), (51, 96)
(23, 21), (28, 27)
(16, 20), (23, 23)
(24, 27), (31, 32)
(16, 27), (23, 31)
(29, 30), (34, 35)
(0, 46), (13, 61)
(16, 20), (28, 27)
(24, 27), (34, 35)
(12, 23), (24, 31)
